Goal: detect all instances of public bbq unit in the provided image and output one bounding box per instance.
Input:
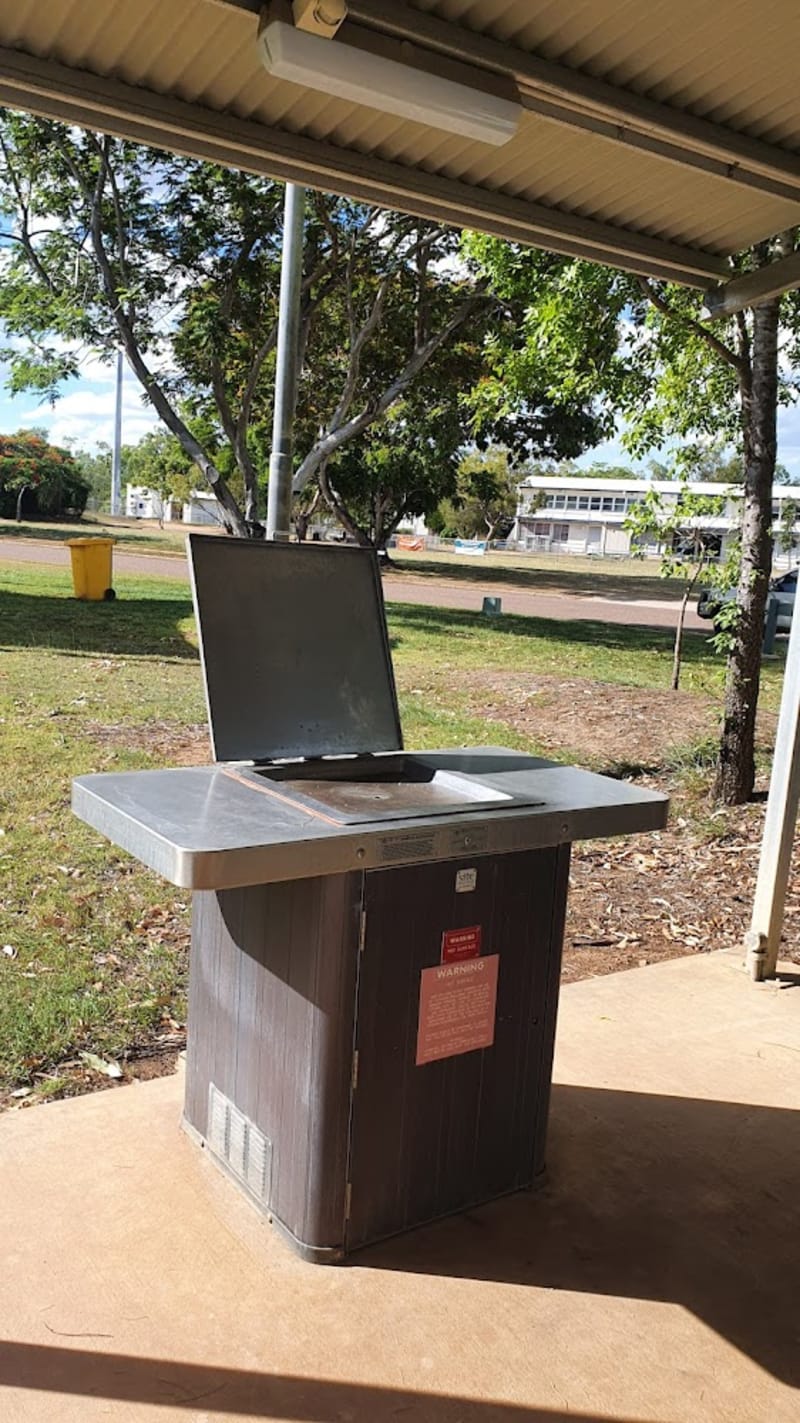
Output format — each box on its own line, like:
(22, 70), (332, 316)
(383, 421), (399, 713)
(72, 535), (667, 1261)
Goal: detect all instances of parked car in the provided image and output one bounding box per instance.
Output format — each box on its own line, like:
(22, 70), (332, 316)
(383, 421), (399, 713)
(697, 568), (797, 631)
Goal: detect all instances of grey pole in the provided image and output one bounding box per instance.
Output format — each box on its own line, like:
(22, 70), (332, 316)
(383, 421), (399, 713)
(266, 182), (306, 541)
(745, 595), (800, 979)
(110, 348), (123, 516)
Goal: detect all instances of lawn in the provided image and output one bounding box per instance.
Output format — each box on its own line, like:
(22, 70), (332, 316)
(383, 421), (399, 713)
(0, 559), (788, 1105)
(2, 513), (688, 598)
(390, 547), (689, 602)
(0, 512), (193, 555)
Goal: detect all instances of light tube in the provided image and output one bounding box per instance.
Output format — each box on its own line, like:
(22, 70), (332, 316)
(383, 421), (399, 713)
(258, 19), (521, 146)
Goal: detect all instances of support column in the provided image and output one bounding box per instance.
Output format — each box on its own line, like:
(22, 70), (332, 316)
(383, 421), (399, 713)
(266, 182), (306, 542)
(745, 592), (800, 979)
(110, 348), (123, 516)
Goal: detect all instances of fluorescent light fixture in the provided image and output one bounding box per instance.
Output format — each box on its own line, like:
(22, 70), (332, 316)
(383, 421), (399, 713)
(258, 19), (521, 146)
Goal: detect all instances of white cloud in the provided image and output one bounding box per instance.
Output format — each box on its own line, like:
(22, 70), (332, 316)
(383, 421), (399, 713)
(19, 372), (160, 450)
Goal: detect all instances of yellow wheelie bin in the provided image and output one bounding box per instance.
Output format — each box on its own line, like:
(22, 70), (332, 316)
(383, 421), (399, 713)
(66, 538), (116, 601)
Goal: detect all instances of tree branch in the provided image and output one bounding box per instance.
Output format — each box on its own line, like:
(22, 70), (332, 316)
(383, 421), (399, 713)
(293, 289), (493, 493)
(637, 277), (746, 376)
(0, 134), (60, 295)
(67, 133), (248, 535)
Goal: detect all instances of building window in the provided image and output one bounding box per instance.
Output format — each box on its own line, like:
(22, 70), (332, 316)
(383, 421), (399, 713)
(552, 494), (566, 509)
(601, 497), (614, 511)
(566, 495), (577, 509)
(578, 496), (590, 510)
(552, 523), (569, 542)
(590, 496), (601, 510)
(613, 498), (626, 512)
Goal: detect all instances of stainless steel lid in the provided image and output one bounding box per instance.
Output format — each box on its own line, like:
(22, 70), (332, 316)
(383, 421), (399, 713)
(187, 535), (402, 763)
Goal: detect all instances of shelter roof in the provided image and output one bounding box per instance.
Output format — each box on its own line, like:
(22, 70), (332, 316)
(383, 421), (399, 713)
(1, 1), (799, 297)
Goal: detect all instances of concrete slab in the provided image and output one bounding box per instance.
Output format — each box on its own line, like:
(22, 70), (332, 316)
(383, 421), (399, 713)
(0, 951), (797, 1423)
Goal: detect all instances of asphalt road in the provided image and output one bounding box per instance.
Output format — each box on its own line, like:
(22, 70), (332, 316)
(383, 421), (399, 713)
(0, 537), (706, 631)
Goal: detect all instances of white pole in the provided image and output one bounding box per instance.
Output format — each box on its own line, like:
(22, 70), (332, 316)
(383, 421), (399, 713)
(110, 348), (123, 516)
(745, 597), (800, 979)
(266, 182), (306, 541)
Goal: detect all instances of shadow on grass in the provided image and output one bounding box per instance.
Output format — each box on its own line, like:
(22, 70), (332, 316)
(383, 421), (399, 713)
(0, 588), (198, 659)
(387, 600), (718, 667)
(0, 519), (86, 542)
(0, 519), (180, 551)
(392, 556), (686, 603)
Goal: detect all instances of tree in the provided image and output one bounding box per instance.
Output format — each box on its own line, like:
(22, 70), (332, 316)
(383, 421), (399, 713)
(309, 309), (604, 551)
(624, 484), (731, 690)
(0, 428), (89, 518)
(432, 448), (521, 541)
(648, 447), (795, 484)
(468, 233), (800, 804)
(0, 114), (495, 541)
(231, 206), (503, 544)
(121, 428), (199, 513)
(71, 442), (112, 511)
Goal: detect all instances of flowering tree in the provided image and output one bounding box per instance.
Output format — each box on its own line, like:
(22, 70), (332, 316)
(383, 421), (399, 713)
(0, 429), (88, 519)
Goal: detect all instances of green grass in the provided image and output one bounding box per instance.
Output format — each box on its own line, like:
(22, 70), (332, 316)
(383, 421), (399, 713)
(0, 565), (203, 1093)
(1, 513), (190, 554)
(0, 560), (786, 1101)
(2, 515), (688, 594)
(388, 599), (784, 710)
(391, 548), (688, 601)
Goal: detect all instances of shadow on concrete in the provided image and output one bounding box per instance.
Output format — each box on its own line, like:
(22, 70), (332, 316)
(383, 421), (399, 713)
(0, 1344), (664, 1421)
(362, 1086), (800, 1388)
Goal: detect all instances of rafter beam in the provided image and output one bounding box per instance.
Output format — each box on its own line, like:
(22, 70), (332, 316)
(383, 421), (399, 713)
(0, 45), (727, 287)
(704, 250), (800, 318)
(343, 0), (800, 206)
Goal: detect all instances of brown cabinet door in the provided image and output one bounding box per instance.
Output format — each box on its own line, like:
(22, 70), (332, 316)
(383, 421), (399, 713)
(345, 847), (568, 1251)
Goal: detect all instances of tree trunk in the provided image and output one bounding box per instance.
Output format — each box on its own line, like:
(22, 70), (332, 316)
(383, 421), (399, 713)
(317, 461), (373, 547)
(672, 550), (707, 692)
(715, 299), (780, 803)
(671, 585), (691, 692)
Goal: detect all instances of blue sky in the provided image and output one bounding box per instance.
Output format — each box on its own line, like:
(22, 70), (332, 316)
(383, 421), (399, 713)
(0, 354), (159, 453)
(2, 353), (800, 479)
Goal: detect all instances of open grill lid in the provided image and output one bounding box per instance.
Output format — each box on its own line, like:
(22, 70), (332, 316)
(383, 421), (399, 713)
(187, 535), (403, 764)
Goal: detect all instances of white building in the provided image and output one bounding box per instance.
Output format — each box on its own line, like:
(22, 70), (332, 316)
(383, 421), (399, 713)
(125, 485), (225, 527)
(125, 485), (184, 522)
(181, 492), (226, 527)
(512, 475), (800, 565)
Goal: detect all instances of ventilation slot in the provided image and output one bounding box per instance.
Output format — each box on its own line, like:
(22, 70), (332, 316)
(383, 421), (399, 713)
(208, 1084), (272, 1203)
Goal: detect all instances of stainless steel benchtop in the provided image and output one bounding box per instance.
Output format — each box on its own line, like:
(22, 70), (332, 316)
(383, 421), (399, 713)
(73, 748), (668, 890)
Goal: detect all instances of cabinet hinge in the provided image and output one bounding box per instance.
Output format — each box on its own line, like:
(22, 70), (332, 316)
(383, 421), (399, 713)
(351, 1049), (359, 1092)
(358, 908), (367, 952)
(344, 1181), (353, 1221)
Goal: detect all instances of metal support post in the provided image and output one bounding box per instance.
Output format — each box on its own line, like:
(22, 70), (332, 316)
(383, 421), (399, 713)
(266, 182), (306, 542)
(745, 595), (800, 979)
(110, 348), (123, 516)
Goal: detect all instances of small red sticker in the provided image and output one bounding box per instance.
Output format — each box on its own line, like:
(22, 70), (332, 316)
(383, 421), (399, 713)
(442, 924), (482, 964)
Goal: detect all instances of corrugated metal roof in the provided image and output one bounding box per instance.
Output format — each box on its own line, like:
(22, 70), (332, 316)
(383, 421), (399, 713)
(0, 0), (799, 286)
(419, 0), (800, 145)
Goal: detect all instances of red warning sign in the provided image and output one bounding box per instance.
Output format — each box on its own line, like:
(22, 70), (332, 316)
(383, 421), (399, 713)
(416, 954), (499, 1066)
(441, 924), (482, 964)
